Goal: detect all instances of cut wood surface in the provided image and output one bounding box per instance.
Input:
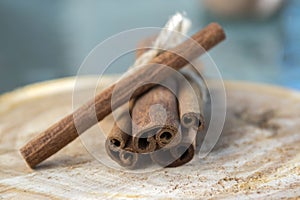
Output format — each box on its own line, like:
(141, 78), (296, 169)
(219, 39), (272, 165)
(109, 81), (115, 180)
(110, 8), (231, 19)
(0, 76), (300, 199)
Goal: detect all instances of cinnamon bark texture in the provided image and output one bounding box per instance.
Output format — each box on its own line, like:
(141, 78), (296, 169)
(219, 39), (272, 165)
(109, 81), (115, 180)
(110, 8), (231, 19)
(131, 79), (180, 153)
(105, 139), (140, 169)
(136, 37), (199, 166)
(20, 23), (225, 168)
(178, 69), (205, 131)
(119, 141), (139, 169)
(150, 142), (195, 167)
(133, 36), (181, 151)
(168, 143), (195, 167)
(137, 36), (205, 132)
(105, 109), (141, 169)
(105, 139), (123, 166)
(151, 126), (196, 167)
(105, 110), (152, 169)
(106, 110), (131, 151)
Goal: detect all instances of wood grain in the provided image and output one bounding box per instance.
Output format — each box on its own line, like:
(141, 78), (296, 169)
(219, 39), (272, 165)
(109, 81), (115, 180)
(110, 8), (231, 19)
(1, 76), (300, 199)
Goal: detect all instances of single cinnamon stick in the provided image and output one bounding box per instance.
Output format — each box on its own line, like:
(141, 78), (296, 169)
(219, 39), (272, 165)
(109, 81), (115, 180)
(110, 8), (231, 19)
(20, 23), (225, 168)
(106, 112), (151, 169)
(133, 37), (181, 152)
(131, 80), (180, 153)
(105, 111), (150, 169)
(178, 68), (205, 131)
(168, 143), (195, 167)
(150, 142), (195, 167)
(169, 126), (196, 165)
(150, 126), (196, 167)
(105, 138), (140, 169)
(119, 141), (139, 169)
(106, 109), (131, 151)
(105, 139), (123, 166)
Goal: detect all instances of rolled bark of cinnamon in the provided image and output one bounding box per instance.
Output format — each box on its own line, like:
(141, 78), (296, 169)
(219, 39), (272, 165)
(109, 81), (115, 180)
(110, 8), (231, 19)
(150, 126), (197, 168)
(134, 37), (201, 165)
(106, 35), (181, 165)
(105, 110), (151, 169)
(169, 126), (197, 166)
(132, 39), (182, 153)
(105, 139), (140, 169)
(137, 37), (205, 132)
(119, 141), (139, 169)
(105, 139), (123, 166)
(150, 136), (195, 168)
(178, 68), (205, 131)
(168, 142), (195, 167)
(106, 121), (151, 169)
(106, 109), (131, 151)
(105, 108), (142, 168)
(131, 80), (181, 153)
(106, 111), (154, 169)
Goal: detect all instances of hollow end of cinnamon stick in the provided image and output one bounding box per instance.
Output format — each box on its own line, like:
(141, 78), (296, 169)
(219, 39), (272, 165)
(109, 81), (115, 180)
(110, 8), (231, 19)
(150, 149), (174, 167)
(119, 150), (139, 169)
(107, 118), (130, 151)
(178, 67), (206, 131)
(131, 82), (180, 151)
(155, 127), (182, 148)
(168, 143), (195, 167)
(119, 150), (136, 165)
(182, 113), (205, 131)
(151, 128), (196, 168)
(150, 143), (195, 168)
(132, 130), (157, 153)
(105, 138), (140, 169)
(105, 139), (122, 164)
(156, 130), (174, 146)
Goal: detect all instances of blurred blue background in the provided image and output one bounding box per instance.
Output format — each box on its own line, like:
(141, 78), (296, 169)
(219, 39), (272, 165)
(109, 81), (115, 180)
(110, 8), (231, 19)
(0, 0), (299, 94)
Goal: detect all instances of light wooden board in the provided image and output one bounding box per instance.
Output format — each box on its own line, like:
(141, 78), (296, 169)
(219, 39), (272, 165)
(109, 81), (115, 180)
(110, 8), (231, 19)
(0, 76), (300, 199)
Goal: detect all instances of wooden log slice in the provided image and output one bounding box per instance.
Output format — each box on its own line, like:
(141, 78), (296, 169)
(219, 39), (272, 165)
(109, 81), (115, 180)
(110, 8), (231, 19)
(0, 76), (299, 199)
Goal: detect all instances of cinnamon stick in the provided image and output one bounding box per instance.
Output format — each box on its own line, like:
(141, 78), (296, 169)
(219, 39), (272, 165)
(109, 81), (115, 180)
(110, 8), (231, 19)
(106, 109), (131, 151)
(150, 140), (195, 167)
(106, 102), (154, 169)
(133, 37), (181, 152)
(131, 80), (180, 153)
(168, 143), (195, 167)
(106, 112), (151, 169)
(105, 138), (140, 169)
(20, 23), (225, 168)
(150, 126), (196, 167)
(105, 139), (123, 166)
(178, 68), (205, 131)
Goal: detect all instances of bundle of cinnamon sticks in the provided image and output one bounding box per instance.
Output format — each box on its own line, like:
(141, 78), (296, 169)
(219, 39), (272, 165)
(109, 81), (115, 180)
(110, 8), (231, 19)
(20, 22), (225, 169)
(105, 37), (208, 169)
